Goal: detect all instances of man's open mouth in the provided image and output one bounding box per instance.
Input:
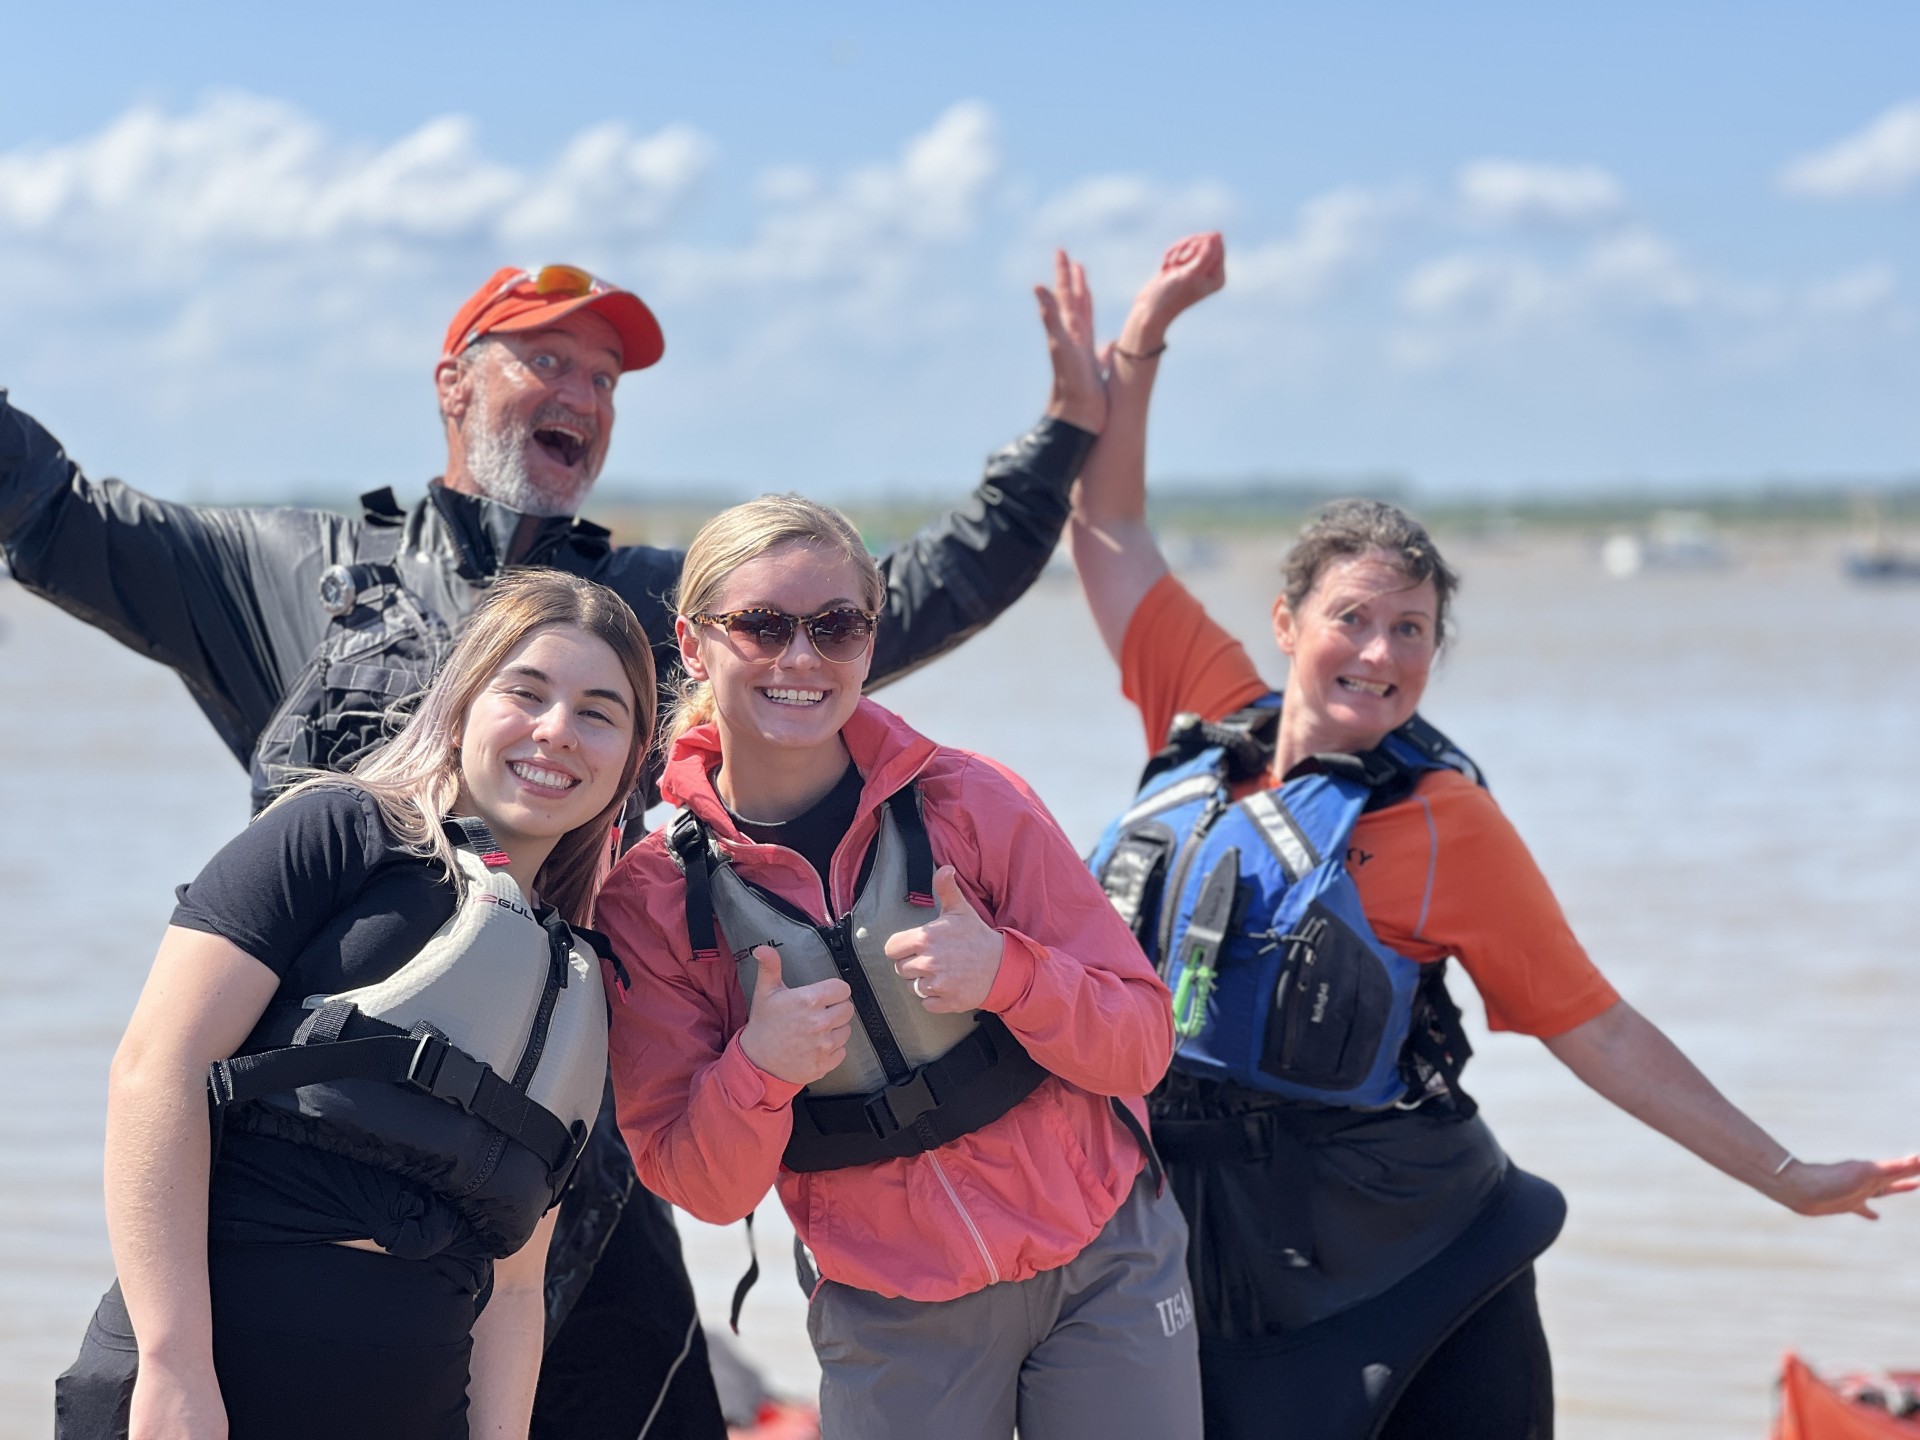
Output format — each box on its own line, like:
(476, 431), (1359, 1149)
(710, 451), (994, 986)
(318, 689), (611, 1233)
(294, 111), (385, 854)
(534, 424), (589, 468)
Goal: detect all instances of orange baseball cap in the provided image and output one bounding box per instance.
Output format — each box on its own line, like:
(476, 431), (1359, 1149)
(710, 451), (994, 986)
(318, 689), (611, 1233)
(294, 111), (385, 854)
(441, 264), (665, 372)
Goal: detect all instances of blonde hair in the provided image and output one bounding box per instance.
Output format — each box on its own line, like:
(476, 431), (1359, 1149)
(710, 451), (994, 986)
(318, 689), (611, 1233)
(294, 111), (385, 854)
(663, 493), (884, 756)
(271, 569), (657, 926)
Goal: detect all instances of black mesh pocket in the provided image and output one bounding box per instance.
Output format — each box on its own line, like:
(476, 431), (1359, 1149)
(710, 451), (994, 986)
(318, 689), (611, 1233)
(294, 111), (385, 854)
(1258, 898), (1393, 1090)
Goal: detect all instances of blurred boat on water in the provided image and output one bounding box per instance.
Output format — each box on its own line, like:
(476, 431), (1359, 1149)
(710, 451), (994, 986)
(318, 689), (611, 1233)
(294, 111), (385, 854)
(1841, 495), (1920, 583)
(1843, 545), (1920, 583)
(1600, 509), (1731, 578)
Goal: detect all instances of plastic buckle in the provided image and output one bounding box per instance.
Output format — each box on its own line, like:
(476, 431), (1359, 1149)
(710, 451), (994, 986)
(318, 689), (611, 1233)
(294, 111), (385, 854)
(555, 1118), (592, 1179)
(867, 1069), (940, 1139)
(1239, 1111), (1274, 1162)
(405, 1034), (486, 1113)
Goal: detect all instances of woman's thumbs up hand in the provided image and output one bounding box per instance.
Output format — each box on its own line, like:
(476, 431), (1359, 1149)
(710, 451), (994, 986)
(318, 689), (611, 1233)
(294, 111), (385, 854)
(738, 944), (854, 1086)
(885, 867), (1004, 1014)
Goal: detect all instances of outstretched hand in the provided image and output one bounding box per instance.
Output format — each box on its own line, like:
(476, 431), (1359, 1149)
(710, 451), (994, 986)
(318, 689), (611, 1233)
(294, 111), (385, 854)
(737, 945), (854, 1088)
(885, 867), (1004, 1014)
(1774, 1153), (1920, 1219)
(1035, 249), (1107, 435)
(1119, 231), (1227, 355)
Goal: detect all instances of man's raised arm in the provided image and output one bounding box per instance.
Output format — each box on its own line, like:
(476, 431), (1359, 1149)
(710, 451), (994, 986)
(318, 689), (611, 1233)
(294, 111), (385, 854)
(1, 389), (329, 765)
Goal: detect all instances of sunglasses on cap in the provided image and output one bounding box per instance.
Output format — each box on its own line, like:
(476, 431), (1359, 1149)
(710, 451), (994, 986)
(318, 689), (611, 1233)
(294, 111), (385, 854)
(689, 607), (879, 664)
(504, 264), (615, 300)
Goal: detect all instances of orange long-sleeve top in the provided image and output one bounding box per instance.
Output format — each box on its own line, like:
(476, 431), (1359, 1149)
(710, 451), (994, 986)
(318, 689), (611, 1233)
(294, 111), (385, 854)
(1121, 573), (1616, 1038)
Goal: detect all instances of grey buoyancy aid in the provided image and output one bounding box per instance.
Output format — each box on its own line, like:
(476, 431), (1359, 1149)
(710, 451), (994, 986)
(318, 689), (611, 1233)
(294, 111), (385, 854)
(1088, 698), (1482, 1112)
(206, 818), (614, 1256)
(667, 783), (1048, 1172)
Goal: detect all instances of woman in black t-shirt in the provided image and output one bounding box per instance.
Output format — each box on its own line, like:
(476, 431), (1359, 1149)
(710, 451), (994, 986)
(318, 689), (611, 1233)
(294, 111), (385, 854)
(58, 571), (656, 1440)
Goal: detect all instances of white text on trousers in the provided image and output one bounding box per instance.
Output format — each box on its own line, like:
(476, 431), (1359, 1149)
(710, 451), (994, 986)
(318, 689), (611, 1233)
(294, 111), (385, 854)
(1156, 1288), (1194, 1338)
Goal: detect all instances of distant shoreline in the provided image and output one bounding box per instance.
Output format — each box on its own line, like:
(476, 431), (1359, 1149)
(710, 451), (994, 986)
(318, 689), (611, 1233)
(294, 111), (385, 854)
(590, 486), (1920, 551)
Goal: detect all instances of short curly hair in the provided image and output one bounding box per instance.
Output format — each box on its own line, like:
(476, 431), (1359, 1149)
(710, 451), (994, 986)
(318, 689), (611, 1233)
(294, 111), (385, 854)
(1281, 499), (1458, 642)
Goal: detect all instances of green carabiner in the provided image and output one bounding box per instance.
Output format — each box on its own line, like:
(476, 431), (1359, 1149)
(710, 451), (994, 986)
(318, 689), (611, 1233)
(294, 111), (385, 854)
(1171, 952), (1217, 1041)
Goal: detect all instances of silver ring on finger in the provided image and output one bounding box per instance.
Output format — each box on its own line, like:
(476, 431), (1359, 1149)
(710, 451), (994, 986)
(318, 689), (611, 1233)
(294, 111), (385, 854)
(913, 977), (931, 1000)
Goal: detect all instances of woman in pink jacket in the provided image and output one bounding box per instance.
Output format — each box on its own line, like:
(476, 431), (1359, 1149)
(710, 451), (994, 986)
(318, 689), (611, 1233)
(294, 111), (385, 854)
(595, 477), (1201, 1439)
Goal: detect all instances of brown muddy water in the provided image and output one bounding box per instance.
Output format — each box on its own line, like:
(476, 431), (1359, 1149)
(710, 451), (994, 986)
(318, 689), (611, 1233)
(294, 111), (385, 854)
(4, 530), (1918, 1439)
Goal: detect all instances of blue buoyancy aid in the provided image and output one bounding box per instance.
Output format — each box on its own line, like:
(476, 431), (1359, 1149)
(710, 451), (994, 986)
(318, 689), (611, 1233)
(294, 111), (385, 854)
(1089, 696), (1484, 1109)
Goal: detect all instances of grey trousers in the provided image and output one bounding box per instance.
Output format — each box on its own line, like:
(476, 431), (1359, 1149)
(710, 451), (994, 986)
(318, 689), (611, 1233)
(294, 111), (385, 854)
(806, 1173), (1203, 1440)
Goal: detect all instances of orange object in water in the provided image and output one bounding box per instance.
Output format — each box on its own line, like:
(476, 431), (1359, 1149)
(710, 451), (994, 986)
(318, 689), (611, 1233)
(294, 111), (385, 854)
(727, 1398), (821, 1440)
(1773, 1353), (1920, 1439)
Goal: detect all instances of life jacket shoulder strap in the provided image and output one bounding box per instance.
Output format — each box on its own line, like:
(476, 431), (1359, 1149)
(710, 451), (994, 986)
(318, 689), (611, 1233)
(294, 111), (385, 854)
(1386, 713), (1488, 789)
(666, 807), (725, 960)
(1139, 691), (1485, 805)
(357, 486), (409, 531)
(446, 815), (513, 870)
(1400, 960), (1479, 1118)
(669, 779), (937, 959)
(1140, 697), (1281, 791)
(882, 783), (937, 905)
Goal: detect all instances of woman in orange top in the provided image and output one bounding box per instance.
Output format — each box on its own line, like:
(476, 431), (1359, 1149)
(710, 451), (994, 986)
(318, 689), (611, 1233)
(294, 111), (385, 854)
(1058, 232), (1920, 1440)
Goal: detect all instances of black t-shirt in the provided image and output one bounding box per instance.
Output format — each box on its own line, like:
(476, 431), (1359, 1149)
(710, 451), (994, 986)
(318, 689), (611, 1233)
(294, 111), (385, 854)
(173, 784), (488, 1278)
(729, 761), (864, 890)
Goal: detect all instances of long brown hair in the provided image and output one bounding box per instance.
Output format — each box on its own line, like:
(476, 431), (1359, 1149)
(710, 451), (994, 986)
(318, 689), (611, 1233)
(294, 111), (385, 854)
(271, 569), (656, 925)
(662, 493), (884, 757)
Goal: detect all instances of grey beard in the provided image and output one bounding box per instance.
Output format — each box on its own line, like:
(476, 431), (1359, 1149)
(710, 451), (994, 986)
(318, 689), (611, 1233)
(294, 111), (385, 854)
(463, 389), (598, 518)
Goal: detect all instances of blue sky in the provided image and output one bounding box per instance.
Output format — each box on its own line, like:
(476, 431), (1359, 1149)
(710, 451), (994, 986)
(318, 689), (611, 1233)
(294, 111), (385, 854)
(3, 1), (1915, 502)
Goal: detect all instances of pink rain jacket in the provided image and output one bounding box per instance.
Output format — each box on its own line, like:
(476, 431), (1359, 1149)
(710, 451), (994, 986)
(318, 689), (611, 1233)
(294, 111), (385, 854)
(597, 698), (1173, 1302)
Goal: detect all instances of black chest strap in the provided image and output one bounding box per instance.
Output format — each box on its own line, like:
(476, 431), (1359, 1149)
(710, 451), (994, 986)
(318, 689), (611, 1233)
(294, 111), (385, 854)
(207, 1015), (586, 1176)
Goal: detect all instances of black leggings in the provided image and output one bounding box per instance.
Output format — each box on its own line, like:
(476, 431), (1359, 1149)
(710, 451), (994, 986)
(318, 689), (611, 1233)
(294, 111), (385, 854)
(531, 1187), (728, 1440)
(1378, 1266), (1553, 1440)
(57, 1242), (484, 1440)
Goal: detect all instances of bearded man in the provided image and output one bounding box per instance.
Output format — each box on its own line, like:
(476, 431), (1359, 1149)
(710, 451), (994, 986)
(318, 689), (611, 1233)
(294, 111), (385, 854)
(3, 259), (1106, 1439)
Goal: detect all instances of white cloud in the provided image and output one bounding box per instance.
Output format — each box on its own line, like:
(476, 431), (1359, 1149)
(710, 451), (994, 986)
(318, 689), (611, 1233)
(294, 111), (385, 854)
(499, 123), (714, 247)
(1581, 228), (1703, 309)
(1017, 172), (1235, 303)
(1391, 227), (1713, 371)
(1400, 251), (1552, 323)
(1457, 159), (1627, 227)
(0, 91), (711, 263)
(1233, 185), (1420, 307)
(653, 100), (1002, 299)
(1387, 225), (1917, 389)
(1029, 173), (1234, 241)
(755, 165), (817, 204)
(1779, 98), (1920, 199)
(2, 90), (1911, 499)
(899, 101), (1000, 241)
(1802, 264), (1899, 317)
